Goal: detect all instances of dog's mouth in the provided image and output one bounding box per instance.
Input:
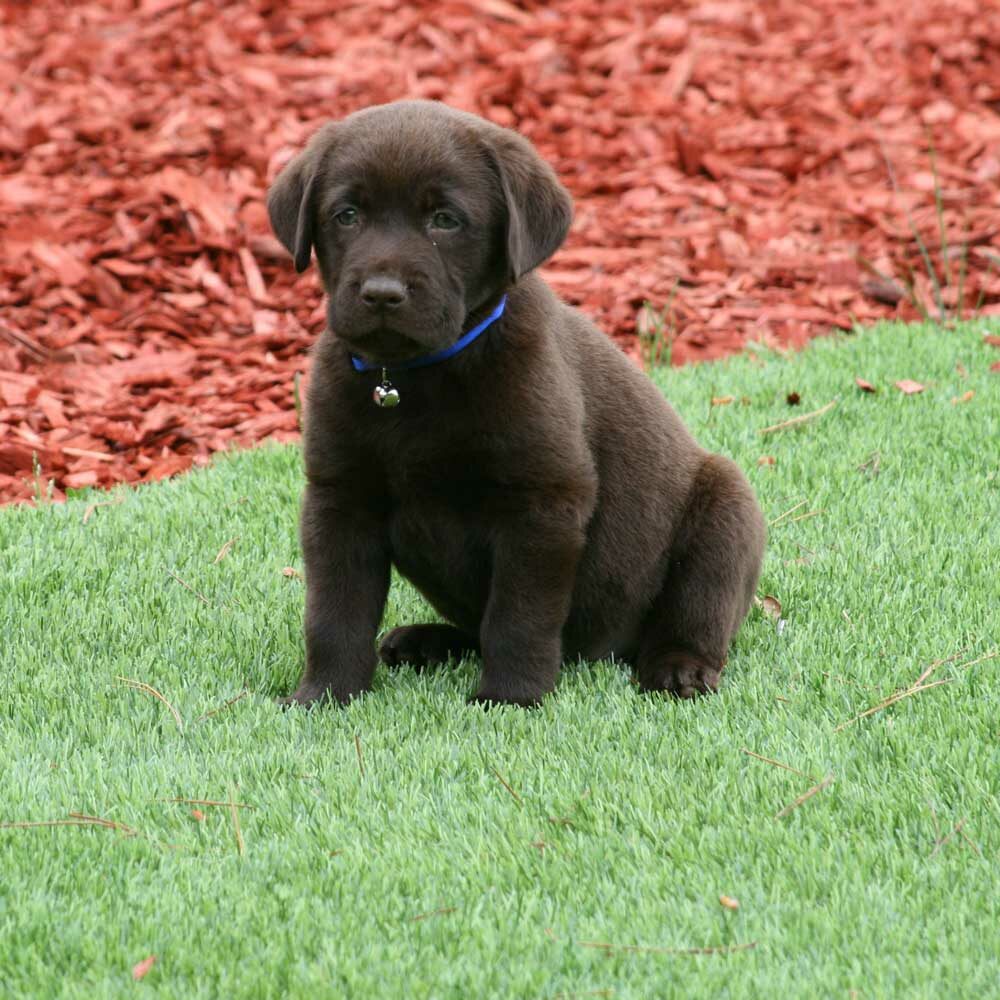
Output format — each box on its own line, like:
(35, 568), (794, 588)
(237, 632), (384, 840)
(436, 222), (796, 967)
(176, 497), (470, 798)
(336, 324), (437, 364)
(335, 307), (464, 364)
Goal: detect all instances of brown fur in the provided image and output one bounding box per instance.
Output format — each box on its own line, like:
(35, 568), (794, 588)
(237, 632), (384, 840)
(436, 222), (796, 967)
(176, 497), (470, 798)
(267, 100), (766, 707)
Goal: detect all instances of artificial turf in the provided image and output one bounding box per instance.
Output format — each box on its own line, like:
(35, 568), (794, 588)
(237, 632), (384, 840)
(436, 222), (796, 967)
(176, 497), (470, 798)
(1, 321), (998, 999)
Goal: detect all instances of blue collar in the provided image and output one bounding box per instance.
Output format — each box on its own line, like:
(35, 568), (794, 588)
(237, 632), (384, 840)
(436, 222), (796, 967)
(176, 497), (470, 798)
(349, 295), (506, 373)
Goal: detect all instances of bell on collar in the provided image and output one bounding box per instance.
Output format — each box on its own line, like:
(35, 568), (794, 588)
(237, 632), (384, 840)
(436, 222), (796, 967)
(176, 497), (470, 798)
(374, 368), (400, 408)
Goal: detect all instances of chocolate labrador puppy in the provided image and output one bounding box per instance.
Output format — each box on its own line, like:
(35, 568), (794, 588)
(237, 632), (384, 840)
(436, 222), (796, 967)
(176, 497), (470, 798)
(268, 100), (766, 707)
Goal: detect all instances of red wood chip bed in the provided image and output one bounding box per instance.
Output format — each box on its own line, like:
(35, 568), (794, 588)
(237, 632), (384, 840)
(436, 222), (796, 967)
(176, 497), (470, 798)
(2, 1), (999, 504)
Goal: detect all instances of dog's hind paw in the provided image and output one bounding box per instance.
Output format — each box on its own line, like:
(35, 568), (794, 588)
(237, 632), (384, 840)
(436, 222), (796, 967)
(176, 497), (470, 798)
(378, 624), (478, 671)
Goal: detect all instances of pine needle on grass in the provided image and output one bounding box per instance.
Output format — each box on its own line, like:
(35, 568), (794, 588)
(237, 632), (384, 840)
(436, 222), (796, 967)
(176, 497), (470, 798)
(1, 814), (141, 837)
(410, 907), (457, 922)
(832, 647), (995, 733)
(82, 495), (124, 524)
(930, 818), (972, 858)
(195, 689), (249, 723)
(577, 939), (758, 956)
(228, 784), (244, 857)
(774, 775), (835, 819)
(783, 508), (825, 525)
(212, 537), (239, 563)
(739, 747), (816, 780)
(768, 499), (807, 527)
(759, 399), (837, 435)
(117, 676), (184, 733)
(158, 798), (254, 810)
(488, 764), (522, 805)
(950, 649), (998, 677)
(354, 733), (366, 778)
(167, 569), (211, 606)
(833, 679), (952, 733)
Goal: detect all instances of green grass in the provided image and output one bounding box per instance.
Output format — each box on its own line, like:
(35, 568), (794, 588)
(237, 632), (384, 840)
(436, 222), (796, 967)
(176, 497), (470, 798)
(2, 321), (998, 999)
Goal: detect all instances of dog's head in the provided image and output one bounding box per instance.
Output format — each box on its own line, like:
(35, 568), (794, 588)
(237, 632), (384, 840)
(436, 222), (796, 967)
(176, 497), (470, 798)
(267, 101), (573, 363)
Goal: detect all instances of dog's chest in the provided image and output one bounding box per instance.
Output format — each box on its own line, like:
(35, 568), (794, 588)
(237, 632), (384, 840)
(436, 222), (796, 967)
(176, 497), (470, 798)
(373, 429), (516, 586)
(385, 476), (494, 622)
(382, 450), (508, 544)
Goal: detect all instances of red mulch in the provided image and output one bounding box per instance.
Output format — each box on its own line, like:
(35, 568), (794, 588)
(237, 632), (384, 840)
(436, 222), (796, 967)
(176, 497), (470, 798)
(2, 1), (1000, 505)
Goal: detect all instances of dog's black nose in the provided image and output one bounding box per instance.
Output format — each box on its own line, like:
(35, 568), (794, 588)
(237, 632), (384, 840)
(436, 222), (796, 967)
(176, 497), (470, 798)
(360, 276), (407, 310)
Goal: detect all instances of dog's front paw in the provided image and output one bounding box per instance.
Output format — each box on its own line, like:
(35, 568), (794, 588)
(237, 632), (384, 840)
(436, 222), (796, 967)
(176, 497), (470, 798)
(469, 676), (551, 709)
(276, 681), (361, 708)
(468, 690), (544, 709)
(638, 651), (723, 699)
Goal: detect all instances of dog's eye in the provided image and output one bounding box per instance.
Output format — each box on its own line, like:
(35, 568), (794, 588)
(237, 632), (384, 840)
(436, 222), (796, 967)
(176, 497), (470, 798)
(335, 207), (360, 227)
(429, 210), (461, 231)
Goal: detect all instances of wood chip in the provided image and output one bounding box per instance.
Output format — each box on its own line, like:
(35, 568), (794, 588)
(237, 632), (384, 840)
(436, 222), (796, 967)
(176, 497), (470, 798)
(4, 2), (999, 504)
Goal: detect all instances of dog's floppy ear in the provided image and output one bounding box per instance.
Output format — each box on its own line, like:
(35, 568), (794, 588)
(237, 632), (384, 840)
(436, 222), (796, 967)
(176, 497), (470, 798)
(486, 129), (573, 283)
(267, 124), (336, 273)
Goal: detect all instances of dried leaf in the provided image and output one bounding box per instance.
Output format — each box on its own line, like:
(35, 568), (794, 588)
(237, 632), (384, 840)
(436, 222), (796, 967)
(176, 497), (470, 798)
(758, 595), (782, 619)
(132, 956), (156, 981)
(719, 895), (740, 911)
(711, 395), (735, 406)
(213, 537), (238, 563)
(855, 377), (877, 393)
(282, 567), (302, 580)
(757, 455), (776, 466)
(951, 390), (974, 404)
(895, 380), (926, 395)
(785, 391), (801, 405)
